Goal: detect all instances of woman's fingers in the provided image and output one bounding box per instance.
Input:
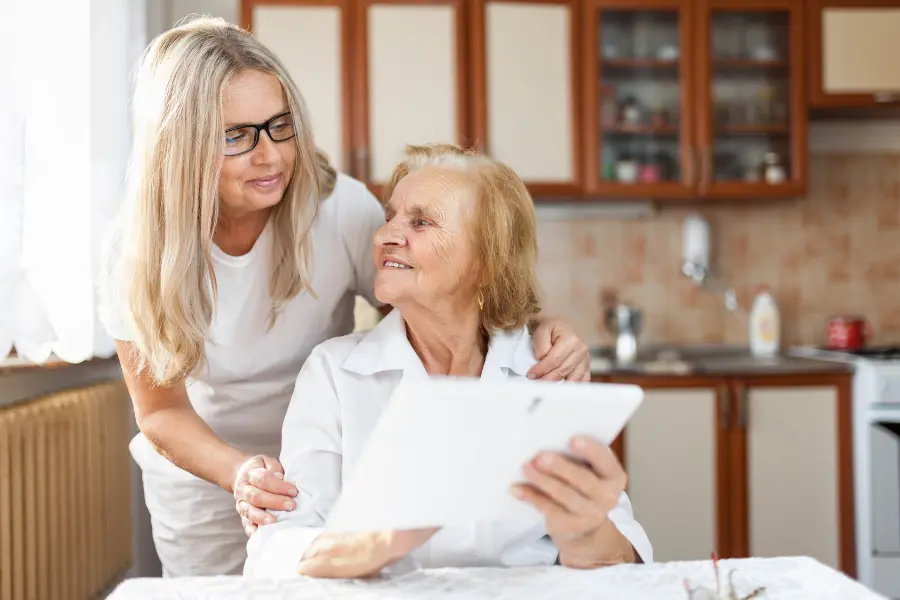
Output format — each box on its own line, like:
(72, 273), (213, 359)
(248, 464), (299, 499)
(241, 515), (258, 537)
(522, 459), (594, 516)
(511, 484), (582, 533)
(530, 452), (605, 501)
(236, 477), (297, 512)
(238, 499), (276, 527)
(570, 437), (626, 488)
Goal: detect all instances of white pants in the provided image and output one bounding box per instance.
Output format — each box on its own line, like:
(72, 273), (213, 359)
(132, 434), (248, 577)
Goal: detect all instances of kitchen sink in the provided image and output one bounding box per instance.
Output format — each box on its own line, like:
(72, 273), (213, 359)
(588, 344), (843, 375)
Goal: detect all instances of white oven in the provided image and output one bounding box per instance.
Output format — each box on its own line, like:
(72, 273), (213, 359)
(799, 347), (900, 598)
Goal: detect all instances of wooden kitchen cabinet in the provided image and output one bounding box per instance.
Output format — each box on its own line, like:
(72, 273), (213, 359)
(695, 0), (807, 198)
(623, 385), (722, 562)
(356, 0), (469, 191)
(609, 373), (854, 575)
(244, 0), (469, 195)
(582, 0), (807, 199)
(469, 0), (583, 196)
(736, 383), (841, 569)
(808, 0), (900, 108)
(245, 0), (353, 172)
(582, 0), (697, 199)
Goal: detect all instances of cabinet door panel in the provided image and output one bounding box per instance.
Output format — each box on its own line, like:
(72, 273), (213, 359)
(696, 0), (807, 198)
(822, 9), (900, 95)
(809, 1), (900, 107)
(485, 2), (574, 185)
(745, 386), (840, 569)
(365, 3), (461, 183)
(583, 0), (696, 199)
(624, 388), (718, 561)
(251, 3), (350, 171)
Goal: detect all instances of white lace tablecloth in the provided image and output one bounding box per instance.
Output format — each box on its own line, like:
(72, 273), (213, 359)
(107, 557), (886, 600)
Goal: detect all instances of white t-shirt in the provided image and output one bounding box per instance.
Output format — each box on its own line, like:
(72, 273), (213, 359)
(98, 173), (385, 459)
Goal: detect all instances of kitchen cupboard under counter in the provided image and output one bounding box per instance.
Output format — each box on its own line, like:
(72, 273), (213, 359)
(593, 360), (855, 580)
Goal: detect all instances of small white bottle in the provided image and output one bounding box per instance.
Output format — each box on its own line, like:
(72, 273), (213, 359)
(749, 287), (780, 357)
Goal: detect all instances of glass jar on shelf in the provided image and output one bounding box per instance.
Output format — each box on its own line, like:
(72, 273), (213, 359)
(760, 151), (786, 184)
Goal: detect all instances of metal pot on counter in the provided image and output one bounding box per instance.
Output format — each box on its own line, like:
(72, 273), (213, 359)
(605, 304), (643, 365)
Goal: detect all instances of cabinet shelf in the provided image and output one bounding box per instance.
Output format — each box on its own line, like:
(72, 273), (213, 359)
(602, 58), (680, 69)
(713, 58), (788, 69)
(717, 124), (790, 135)
(603, 124), (680, 135)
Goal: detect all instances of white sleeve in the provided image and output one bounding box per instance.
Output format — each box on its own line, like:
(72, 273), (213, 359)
(607, 491), (654, 564)
(337, 176), (384, 307)
(244, 345), (343, 578)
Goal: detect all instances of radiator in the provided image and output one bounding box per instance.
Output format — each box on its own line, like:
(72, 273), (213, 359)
(0, 380), (133, 600)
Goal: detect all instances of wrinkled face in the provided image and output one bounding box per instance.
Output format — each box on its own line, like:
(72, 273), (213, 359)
(218, 69), (296, 217)
(373, 166), (480, 310)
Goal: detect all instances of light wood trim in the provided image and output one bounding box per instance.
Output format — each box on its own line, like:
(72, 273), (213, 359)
(241, 0), (355, 177)
(470, 0), (583, 196)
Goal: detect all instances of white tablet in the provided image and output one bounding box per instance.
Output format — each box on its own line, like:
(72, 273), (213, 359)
(325, 377), (643, 533)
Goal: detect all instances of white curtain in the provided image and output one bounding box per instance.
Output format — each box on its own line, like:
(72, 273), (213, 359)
(0, 0), (147, 364)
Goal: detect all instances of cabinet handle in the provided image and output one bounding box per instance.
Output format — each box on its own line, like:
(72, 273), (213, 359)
(718, 385), (731, 429)
(685, 147), (698, 187)
(736, 384), (748, 429)
(355, 147), (371, 182)
(700, 146), (712, 194)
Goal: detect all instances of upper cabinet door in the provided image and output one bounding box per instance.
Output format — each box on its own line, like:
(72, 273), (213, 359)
(244, 0), (352, 173)
(471, 0), (582, 197)
(809, 0), (900, 108)
(356, 0), (468, 192)
(696, 0), (807, 199)
(582, 0), (696, 199)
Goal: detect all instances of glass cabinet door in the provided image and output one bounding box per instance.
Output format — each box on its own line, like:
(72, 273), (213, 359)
(585, 1), (695, 197)
(698, 3), (805, 197)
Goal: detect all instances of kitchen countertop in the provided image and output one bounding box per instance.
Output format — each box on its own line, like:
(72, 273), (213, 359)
(589, 345), (853, 378)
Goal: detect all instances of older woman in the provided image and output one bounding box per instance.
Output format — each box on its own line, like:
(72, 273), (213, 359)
(244, 144), (652, 578)
(100, 17), (593, 577)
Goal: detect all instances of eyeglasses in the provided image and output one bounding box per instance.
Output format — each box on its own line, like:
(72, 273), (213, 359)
(224, 111), (296, 156)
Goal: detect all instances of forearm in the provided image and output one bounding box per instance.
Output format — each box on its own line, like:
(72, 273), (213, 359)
(139, 406), (246, 492)
(557, 519), (637, 569)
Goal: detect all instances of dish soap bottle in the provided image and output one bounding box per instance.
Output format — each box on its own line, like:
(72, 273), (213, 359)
(749, 286), (780, 357)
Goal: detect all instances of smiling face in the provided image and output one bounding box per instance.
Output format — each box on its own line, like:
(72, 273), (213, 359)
(373, 166), (481, 311)
(218, 69), (297, 218)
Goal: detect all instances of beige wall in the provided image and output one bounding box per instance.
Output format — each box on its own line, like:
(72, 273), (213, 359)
(537, 151), (900, 349)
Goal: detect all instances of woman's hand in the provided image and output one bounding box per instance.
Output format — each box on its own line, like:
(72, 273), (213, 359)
(297, 528), (438, 578)
(233, 454), (299, 536)
(528, 317), (590, 382)
(512, 436), (637, 568)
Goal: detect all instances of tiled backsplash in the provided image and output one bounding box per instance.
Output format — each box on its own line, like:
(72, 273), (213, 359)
(536, 153), (900, 349)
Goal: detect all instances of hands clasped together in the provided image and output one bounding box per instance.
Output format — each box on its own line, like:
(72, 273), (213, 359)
(292, 436), (635, 578)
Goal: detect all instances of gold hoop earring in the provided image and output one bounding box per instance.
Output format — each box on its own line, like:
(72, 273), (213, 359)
(478, 292), (485, 311)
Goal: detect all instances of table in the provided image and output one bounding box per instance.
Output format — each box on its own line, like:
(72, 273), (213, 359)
(107, 556), (886, 600)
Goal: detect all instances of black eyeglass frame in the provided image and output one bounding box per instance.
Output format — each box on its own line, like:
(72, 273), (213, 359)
(223, 111), (296, 156)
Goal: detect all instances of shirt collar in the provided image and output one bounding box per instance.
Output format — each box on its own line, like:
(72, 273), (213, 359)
(342, 309), (535, 379)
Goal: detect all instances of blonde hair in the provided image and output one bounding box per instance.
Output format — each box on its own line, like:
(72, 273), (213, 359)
(120, 16), (334, 385)
(382, 144), (541, 332)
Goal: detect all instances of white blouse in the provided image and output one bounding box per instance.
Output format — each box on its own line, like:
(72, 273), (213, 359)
(244, 310), (653, 577)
